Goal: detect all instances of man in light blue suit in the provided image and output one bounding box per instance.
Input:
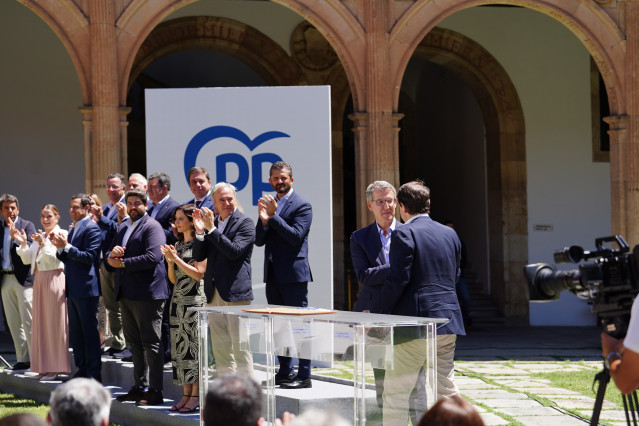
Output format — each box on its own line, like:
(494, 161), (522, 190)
(373, 181), (464, 425)
(255, 161), (313, 389)
(51, 193), (103, 382)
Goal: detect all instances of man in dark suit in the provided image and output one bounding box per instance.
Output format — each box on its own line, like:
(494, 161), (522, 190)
(147, 172), (179, 365)
(107, 189), (168, 406)
(255, 161), (313, 389)
(185, 167), (214, 210)
(351, 180), (427, 422)
(94, 173), (128, 358)
(147, 172), (180, 241)
(50, 193), (103, 382)
(193, 182), (255, 377)
(373, 181), (465, 425)
(0, 193), (35, 370)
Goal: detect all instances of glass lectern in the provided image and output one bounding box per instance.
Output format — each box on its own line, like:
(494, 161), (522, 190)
(192, 305), (447, 425)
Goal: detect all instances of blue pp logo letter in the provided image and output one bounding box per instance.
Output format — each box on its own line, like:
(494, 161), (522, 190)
(183, 126), (288, 205)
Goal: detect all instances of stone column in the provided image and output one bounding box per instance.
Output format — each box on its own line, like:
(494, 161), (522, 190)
(351, 0), (399, 229)
(604, 115), (629, 241)
(619, 1), (639, 246)
(79, 107), (94, 194)
(88, 0), (125, 196)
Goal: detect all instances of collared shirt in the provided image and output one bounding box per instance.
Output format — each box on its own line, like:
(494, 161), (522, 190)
(122, 213), (146, 246)
(149, 194), (170, 219)
(195, 191), (212, 208)
(217, 208), (237, 235)
(376, 218), (396, 264)
(404, 213), (429, 225)
(2, 218), (15, 270)
(104, 197), (124, 220)
(275, 188), (294, 215)
(62, 215), (92, 253)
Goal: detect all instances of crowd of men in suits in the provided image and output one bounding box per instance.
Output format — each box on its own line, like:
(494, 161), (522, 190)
(0, 160), (315, 405)
(0, 164), (464, 421)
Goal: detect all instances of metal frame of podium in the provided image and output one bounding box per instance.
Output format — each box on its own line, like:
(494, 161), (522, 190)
(192, 305), (447, 425)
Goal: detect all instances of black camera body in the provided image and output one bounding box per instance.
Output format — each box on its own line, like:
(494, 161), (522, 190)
(524, 236), (639, 338)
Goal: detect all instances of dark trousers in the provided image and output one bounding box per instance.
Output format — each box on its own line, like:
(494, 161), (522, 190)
(67, 296), (101, 380)
(120, 298), (165, 390)
(265, 274), (310, 380)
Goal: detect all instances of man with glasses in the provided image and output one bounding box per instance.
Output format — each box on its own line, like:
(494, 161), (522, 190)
(95, 173), (128, 359)
(350, 181), (426, 423)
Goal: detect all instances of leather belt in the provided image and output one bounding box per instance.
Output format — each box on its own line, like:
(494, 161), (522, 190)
(2, 270), (14, 275)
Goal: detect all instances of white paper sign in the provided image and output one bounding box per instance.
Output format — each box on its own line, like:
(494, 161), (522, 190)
(145, 86), (333, 308)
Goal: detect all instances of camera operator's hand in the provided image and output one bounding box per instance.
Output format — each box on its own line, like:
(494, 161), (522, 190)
(602, 332), (639, 394)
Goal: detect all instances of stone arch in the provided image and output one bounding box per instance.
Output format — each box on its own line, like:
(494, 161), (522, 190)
(390, 0), (625, 116)
(413, 27), (527, 317)
(129, 16), (305, 91)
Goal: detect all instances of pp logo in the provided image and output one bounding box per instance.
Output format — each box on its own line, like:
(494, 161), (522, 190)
(183, 126), (287, 205)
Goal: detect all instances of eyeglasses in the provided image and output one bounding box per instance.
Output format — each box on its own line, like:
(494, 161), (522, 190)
(372, 199), (395, 207)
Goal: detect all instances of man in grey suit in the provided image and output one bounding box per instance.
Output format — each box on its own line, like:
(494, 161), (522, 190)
(373, 181), (465, 425)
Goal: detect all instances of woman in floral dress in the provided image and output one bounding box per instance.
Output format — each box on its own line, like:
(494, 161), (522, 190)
(161, 204), (206, 413)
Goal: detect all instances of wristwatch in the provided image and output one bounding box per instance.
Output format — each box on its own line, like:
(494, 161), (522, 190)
(605, 351), (621, 369)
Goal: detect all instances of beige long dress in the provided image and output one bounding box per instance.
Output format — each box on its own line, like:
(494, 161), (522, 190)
(17, 226), (70, 373)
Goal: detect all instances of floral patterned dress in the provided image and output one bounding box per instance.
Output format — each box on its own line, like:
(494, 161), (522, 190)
(169, 239), (206, 385)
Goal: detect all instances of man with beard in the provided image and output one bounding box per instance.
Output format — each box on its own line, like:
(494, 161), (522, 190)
(0, 193), (35, 370)
(255, 161), (313, 389)
(107, 189), (168, 406)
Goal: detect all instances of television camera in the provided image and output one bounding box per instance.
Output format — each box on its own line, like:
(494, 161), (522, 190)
(524, 235), (639, 339)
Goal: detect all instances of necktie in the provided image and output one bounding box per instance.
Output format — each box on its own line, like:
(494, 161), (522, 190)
(196, 200), (202, 208)
(68, 227), (75, 245)
(148, 204), (155, 215)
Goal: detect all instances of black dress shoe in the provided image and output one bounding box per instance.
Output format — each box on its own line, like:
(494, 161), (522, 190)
(280, 378), (312, 389)
(116, 386), (146, 402)
(9, 362), (30, 371)
(136, 389), (164, 406)
(275, 374), (296, 385)
(121, 355), (133, 362)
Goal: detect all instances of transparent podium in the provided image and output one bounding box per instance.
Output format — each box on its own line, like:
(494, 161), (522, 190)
(192, 305), (447, 425)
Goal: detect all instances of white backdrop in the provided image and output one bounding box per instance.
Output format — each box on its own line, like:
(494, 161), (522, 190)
(145, 86), (333, 308)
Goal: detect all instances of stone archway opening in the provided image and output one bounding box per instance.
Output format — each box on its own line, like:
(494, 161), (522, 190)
(126, 16), (306, 175)
(400, 27), (526, 319)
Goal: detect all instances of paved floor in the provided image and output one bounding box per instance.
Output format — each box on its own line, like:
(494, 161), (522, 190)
(455, 325), (618, 425)
(0, 325), (630, 425)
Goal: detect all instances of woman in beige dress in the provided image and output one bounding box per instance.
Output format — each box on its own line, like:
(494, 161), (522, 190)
(14, 204), (70, 380)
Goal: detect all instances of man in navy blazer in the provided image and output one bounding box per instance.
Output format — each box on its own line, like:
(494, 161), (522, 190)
(0, 194), (35, 370)
(51, 193), (103, 382)
(185, 167), (214, 210)
(94, 173), (128, 358)
(147, 172), (180, 241)
(373, 181), (464, 425)
(107, 189), (168, 406)
(350, 181), (426, 423)
(193, 182), (255, 377)
(255, 161), (313, 389)
(147, 172), (180, 364)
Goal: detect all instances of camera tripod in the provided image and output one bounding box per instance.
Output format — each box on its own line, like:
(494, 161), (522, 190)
(592, 364), (639, 425)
